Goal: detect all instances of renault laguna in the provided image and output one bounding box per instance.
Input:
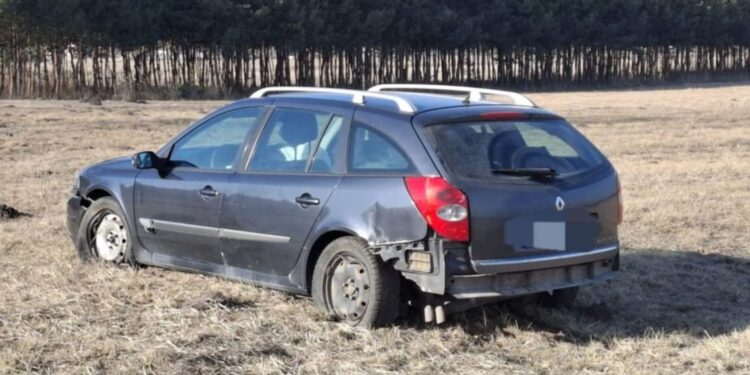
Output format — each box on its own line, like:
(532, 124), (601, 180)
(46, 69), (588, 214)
(67, 84), (622, 327)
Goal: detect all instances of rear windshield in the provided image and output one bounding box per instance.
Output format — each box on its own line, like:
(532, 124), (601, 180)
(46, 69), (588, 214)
(427, 120), (605, 181)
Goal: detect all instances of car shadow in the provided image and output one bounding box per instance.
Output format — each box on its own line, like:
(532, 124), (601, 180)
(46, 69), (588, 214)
(423, 249), (750, 343)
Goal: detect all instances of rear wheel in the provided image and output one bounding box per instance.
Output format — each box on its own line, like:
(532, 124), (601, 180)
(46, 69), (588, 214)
(312, 237), (399, 328)
(75, 197), (136, 266)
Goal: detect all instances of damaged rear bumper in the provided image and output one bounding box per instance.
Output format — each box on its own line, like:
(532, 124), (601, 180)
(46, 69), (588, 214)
(471, 244), (619, 274)
(448, 256), (617, 299)
(393, 240), (619, 300)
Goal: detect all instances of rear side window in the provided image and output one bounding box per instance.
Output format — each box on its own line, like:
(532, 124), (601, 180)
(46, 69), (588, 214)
(350, 125), (413, 173)
(428, 120), (604, 180)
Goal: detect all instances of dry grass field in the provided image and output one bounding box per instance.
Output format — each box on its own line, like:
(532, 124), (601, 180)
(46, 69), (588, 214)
(1, 84), (749, 374)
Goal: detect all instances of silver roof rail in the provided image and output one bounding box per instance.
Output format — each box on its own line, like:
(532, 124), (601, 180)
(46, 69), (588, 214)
(250, 86), (417, 113)
(368, 84), (536, 107)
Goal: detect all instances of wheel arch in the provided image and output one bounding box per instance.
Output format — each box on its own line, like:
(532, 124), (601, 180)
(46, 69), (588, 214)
(85, 187), (113, 202)
(303, 229), (358, 292)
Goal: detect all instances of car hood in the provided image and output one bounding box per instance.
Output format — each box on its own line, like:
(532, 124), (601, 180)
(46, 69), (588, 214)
(84, 156), (133, 174)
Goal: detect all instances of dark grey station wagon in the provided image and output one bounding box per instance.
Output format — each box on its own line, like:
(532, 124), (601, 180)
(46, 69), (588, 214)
(67, 84), (622, 327)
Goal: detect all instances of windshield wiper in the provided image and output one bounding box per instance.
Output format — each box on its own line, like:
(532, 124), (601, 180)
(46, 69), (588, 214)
(491, 168), (557, 181)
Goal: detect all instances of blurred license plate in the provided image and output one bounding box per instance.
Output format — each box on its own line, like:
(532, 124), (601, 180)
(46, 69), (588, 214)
(533, 222), (566, 251)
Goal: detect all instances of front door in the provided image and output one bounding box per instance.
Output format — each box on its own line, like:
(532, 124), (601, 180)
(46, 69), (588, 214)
(219, 105), (351, 285)
(134, 107), (266, 270)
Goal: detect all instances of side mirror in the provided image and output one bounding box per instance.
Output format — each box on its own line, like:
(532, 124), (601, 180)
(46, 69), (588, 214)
(132, 151), (161, 170)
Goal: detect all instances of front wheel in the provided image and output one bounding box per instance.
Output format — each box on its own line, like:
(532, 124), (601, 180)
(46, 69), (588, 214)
(75, 197), (136, 266)
(312, 237), (400, 328)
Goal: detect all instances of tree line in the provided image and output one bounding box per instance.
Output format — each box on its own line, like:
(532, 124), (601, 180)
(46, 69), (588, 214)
(1, 0), (749, 100)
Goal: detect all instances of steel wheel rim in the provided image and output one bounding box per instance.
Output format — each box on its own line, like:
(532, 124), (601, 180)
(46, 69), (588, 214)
(90, 211), (127, 262)
(324, 253), (371, 322)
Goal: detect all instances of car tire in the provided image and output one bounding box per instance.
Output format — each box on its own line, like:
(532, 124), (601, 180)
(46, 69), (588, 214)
(539, 286), (579, 308)
(312, 237), (400, 328)
(75, 197), (136, 266)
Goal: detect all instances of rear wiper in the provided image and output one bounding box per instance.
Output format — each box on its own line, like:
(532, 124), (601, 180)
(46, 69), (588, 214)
(491, 168), (557, 180)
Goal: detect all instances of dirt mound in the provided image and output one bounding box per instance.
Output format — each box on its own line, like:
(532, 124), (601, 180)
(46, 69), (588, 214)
(0, 204), (31, 220)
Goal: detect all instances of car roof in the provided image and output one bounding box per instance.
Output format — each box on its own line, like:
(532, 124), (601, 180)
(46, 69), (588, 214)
(231, 91), (556, 116)
(232, 92), (466, 113)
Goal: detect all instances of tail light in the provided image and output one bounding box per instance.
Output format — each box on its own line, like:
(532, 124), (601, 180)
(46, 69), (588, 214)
(616, 178), (624, 225)
(404, 177), (469, 242)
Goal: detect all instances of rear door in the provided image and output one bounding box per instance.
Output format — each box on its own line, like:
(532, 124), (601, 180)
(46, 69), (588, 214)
(134, 107), (265, 269)
(419, 113), (620, 266)
(219, 104), (352, 282)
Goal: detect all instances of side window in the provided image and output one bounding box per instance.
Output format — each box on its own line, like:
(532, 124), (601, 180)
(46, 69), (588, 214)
(170, 107), (263, 170)
(350, 125), (413, 173)
(249, 108), (332, 173)
(310, 115), (345, 174)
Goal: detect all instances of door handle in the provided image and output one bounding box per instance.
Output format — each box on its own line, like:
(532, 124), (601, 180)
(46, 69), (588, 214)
(295, 193), (320, 207)
(199, 185), (220, 198)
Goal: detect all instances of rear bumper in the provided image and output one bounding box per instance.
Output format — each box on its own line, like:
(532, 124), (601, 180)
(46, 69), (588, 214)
(395, 239), (618, 299)
(448, 255), (617, 299)
(471, 244), (620, 274)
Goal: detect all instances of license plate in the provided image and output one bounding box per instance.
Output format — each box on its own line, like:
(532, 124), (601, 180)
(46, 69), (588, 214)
(533, 222), (566, 251)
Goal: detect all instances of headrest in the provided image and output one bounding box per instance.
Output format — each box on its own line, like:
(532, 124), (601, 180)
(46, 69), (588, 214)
(488, 130), (527, 168)
(276, 110), (319, 145)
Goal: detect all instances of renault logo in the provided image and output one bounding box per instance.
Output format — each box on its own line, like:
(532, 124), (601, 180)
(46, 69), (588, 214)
(555, 196), (566, 211)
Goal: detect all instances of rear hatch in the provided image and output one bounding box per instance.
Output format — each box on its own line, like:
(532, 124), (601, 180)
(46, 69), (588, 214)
(415, 108), (620, 271)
